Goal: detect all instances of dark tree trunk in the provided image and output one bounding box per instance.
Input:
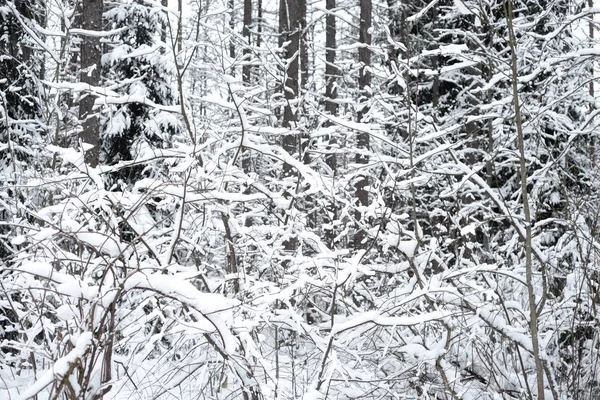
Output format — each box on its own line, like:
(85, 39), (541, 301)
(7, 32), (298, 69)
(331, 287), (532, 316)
(299, 0), (308, 91)
(325, 0), (338, 119)
(242, 0), (252, 84)
(229, 0), (235, 64)
(279, 0), (304, 172)
(161, 0), (168, 44)
(242, 0), (253, 174)
(279, 0), (306, 247)
(354, 0), (371, 250)
(279, 0), (300, 128)
(256, 0), (262, 48)
(325, 0), (338, 247)
(79, 0), (103, 167)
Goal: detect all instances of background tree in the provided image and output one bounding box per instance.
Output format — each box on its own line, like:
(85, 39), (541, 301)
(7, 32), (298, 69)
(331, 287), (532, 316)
(79, 0), (103, 166)
(102, 0), (181, 185)
(0, 0), (44, 361)
(353, 0), (371, 250)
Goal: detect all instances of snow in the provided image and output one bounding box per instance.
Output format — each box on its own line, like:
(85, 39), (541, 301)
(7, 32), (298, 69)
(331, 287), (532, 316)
(76, 232), (122, 257)
(460, 223), (477, 236)
(397, 240), (419, 258)
(32, 227), (57, 241)
(4, 2), (598, 399)
(454, 0), (473, 15)
(18, 262), (74, 284)
(331, 311), (447, 335)
(421, 44), (469, 57)
(415, 124), (461, 143)
(407, 0), (440, 22)
(95, 94), (181, 113)
(56, 304), (77, 321)
(70, 26), (128, 37)
(124, 271), (240, 315)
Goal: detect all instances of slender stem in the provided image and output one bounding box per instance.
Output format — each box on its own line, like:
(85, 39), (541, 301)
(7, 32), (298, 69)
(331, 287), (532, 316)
(505, 2), (545, 399)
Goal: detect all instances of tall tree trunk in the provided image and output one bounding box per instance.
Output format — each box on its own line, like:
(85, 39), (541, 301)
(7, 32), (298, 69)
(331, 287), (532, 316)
(279, 0), (301, 130)
(229, 0), (235, 67)
(279, 0), (305, 249)
(279, 0), (304, 167)
(242, 0), (252, 174)
(79, 0), (103, 167)
(242, 0), (252, 84)
(589, 0), (596, 166)
(354, 0), (371, 250)
(37, 0), (46, 80)
(177, 0), (183, 56)
(506, 2), (546, 399)
(325, 0), (337, 119)
(299, 1), (308, 91)
(325, 0), (338, 247)
(256, 0), (262, 48)
(161, 0), (168, 44)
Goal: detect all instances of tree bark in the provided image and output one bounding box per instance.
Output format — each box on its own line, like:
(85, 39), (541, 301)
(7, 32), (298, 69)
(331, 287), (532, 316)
(229, 0), (235, 63)
(325, 0), (338, 119)
(79, 0), (103, 167)
(242, 0), (252, 174)
(354, 0), (371, 249)
(279, 0), (305, 172)
(325, 0), (338, 247)
(242, 0), (252, 84)
(256, 0), (262, 48)
(177, 0), (183, 56)
(279, 0), (306, 249)
(279, 0), (301, 129)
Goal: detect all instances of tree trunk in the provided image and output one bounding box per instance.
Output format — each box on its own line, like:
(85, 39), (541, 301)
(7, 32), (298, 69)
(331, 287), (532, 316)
(256, 0), (262, 48)
(279, 0), (304, 170)
(354, 0), (371, 250)
(229, 0), (235, 65)
(325, 0), (337, 119)
(279, 0), (305, 249)
(79, 0), (103, 167)
(177, 0), (183, 56)
(506, 2), (546, 399)
(325, 0), (338, 247)
(161, 0), (168, 44)
(279, 0), (301, 129)
(242, 0), (252, 174)
(242, 0), (252, 84)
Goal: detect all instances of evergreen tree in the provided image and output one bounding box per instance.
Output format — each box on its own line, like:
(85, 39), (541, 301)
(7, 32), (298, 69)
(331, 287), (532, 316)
(0, 0), (44, 176)
(0, 0), (44, 371)
(0, 0), (44, 258)
(102, 0), (180, 185)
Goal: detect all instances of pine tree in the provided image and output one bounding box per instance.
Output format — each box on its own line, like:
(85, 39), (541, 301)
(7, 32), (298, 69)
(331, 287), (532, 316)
(0, 0), (44, 372)
(102, 0), (180, 185)
(0, 0), (44, 175)
(0, 0), (44, 260)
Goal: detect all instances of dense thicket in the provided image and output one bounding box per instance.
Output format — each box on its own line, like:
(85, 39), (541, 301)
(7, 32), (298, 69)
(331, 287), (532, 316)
(1, 0), (600, 399)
